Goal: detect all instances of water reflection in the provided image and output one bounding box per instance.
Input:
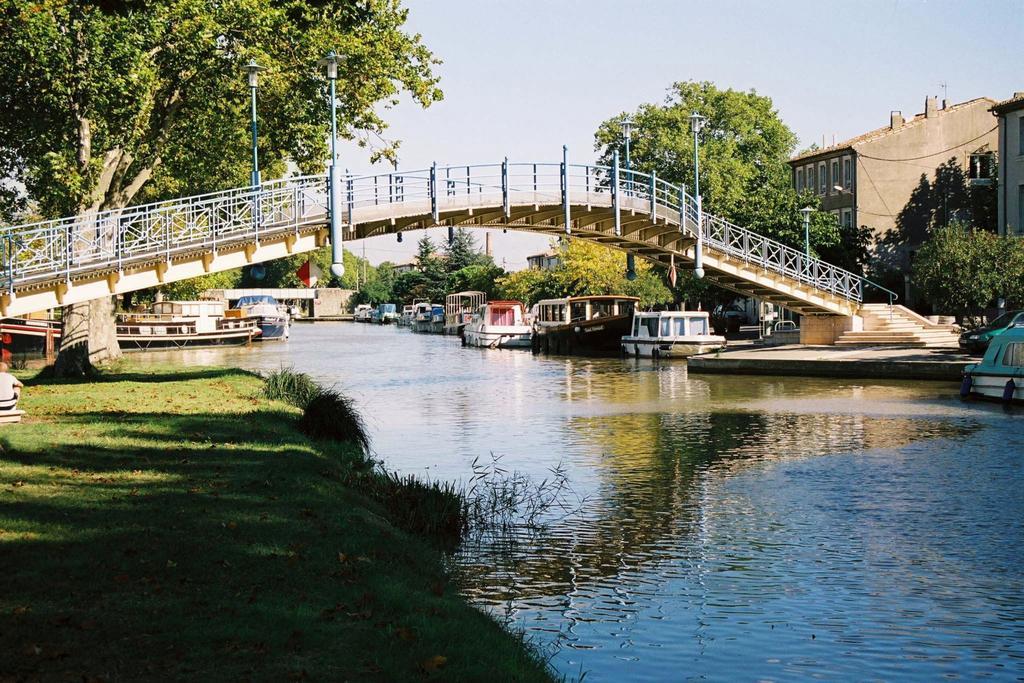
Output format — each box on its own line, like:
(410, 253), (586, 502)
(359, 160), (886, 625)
(137, 324), (1024, 681)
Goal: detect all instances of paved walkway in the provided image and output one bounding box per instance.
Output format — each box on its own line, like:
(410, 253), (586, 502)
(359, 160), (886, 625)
(688, 344), (972, 381)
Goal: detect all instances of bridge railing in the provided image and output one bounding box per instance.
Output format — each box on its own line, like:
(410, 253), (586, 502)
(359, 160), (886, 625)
(0, 176), (329, 292)
(1, 159), (864, 305)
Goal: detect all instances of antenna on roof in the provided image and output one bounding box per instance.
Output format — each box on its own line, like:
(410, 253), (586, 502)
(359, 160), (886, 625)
(939, 81), (948, 107)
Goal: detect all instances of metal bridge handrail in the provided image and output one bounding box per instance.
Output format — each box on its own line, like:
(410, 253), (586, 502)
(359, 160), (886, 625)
(1, 159), (868, 306)
(860, 278), (899, 305)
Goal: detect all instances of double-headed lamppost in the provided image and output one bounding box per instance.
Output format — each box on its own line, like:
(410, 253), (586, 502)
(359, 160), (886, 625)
(621, 116), (637, 281)
(319, 51), (345, 278)
(242, 60), (265, 188)
(800, 206), (813, 260)
(689, 112), (706, 279)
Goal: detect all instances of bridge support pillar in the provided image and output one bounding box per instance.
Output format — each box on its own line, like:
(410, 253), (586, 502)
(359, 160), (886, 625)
(799, 314), (861, 345)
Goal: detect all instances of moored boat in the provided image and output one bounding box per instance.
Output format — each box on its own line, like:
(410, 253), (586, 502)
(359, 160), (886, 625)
(353, 304), (373, 322)
(961, 323), (1024, 403)
(399, 304), (415, 327)
(411, 301), (434, 333)
(374, 303), (399, 324)
(621, 310), (726, 358)
(430, 304), (446, 334)
(235, 294), (289, 340)
(117, 300), (260, 350)
(0, 317), (61, 360)
(463, 301), (532, 349)
(445, 291), (486, 336)
(532, 295), (639, 357)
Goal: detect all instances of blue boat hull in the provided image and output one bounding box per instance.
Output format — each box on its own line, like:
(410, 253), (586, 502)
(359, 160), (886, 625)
(257, 319), (288, 341)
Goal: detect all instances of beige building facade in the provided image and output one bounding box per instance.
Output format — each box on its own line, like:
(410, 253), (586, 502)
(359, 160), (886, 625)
(992, 93), (1024, 236)
(789, 96), (998, 240)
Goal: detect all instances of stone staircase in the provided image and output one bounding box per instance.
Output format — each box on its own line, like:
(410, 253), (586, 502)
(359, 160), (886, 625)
(835, 304), (960, 347)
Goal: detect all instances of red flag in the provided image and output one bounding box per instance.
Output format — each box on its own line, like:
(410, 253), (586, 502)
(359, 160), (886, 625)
(668, 254), (677, 288)
(297, 259), (321, 287)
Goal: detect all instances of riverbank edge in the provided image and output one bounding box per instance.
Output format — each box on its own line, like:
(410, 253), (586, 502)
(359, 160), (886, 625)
(688, 349), (969, 381)
(0, 363), (554, 681)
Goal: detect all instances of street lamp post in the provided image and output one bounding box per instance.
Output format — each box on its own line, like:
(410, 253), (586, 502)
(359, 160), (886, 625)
(242, 60), (265, 188)
(800, 206), (813, 260)
(319, 51), (345, 278)
(690, 112), (706, 279)
(622, 117), (636, 281)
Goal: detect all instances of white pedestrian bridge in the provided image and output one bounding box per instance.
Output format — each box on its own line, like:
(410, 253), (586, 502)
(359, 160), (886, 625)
(0, 159), (876, 341)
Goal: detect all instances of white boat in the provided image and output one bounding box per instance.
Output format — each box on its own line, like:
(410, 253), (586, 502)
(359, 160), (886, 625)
(117, 300), (260, 350)
(235, 294), (289, 340)
(962, 323), (1024, 403)
(411, 301), (434, 333)
(399, 304), (415, 327)
(353, 304), (373, 322)
(463, 301), (532, 349)
(621, 310), (726, 358)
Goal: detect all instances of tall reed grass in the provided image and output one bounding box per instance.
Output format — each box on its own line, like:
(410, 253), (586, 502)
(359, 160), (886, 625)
(261, 370), (583, 550)
(262, 367), (370, 453)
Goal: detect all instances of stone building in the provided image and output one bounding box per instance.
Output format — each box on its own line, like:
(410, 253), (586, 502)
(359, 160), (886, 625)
(992, 93), (1024, 236)
(789, 96), (998, 240)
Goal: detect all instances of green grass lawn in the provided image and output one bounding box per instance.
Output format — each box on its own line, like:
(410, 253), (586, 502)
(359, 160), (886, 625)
(0, 365), (552, 681)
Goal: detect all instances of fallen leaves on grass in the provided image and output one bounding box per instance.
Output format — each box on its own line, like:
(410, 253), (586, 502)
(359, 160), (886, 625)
(420, 655), (447, 673)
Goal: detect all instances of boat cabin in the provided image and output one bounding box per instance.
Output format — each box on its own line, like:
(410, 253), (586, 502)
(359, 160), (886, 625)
(476, 301), (528, 327)
(445, 291), (487, 333)
(534, 296), (639, 327)
(149, 300), (227, 333)
(630, 311), (711, 339)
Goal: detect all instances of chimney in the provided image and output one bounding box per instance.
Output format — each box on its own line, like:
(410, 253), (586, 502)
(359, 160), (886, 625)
(925, 96), (938, 118)
(941, 99), (948, 110)
(485, 231), (492, 257)
(890, 110), (904, 129)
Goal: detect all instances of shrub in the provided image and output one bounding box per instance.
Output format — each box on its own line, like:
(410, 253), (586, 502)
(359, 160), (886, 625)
(297, 386), (371, 454)
(262, 367), (321, 409)
(263, 368), (370, 453)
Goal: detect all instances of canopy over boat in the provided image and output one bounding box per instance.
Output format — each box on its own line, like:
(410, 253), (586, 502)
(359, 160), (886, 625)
(236, 294), (279, 307)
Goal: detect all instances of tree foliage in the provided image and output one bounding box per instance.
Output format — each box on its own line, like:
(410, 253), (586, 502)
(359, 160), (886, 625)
(158, 269), (243, 302)
(496, 239), (672, 308)
(0, 0), (441, 374)
(594, 81), (869, 272)
(0, 0), (441, 219)
(912, 224), (1023, 316)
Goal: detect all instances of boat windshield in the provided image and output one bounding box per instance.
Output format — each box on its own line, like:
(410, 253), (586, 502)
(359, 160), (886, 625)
(237, 295), (277, 307)
(591, 301), (615, 318)
(1002, 342), (1024, 367)
(634, 316), (659, 337)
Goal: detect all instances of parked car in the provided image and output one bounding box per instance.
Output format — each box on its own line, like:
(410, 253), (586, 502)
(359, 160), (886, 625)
(959, 309), (1024, 354)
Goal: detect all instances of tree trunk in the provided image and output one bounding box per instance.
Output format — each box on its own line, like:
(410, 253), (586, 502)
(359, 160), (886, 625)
(52, 296), (122, 377)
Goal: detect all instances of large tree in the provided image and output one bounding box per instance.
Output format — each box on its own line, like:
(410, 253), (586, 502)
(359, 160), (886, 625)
(594, 81), (864, 266)
(0, 0), (440, 374)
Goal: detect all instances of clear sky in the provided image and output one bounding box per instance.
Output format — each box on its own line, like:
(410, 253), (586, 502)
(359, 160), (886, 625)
(338, 0), (1023, 269)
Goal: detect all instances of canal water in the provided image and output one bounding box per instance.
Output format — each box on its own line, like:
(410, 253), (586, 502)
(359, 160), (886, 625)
(148, 323), (1024, 681)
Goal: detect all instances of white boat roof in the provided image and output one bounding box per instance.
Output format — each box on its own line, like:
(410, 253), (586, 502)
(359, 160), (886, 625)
(536, 295), (640, 306)
(634, 310), (710, 319)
